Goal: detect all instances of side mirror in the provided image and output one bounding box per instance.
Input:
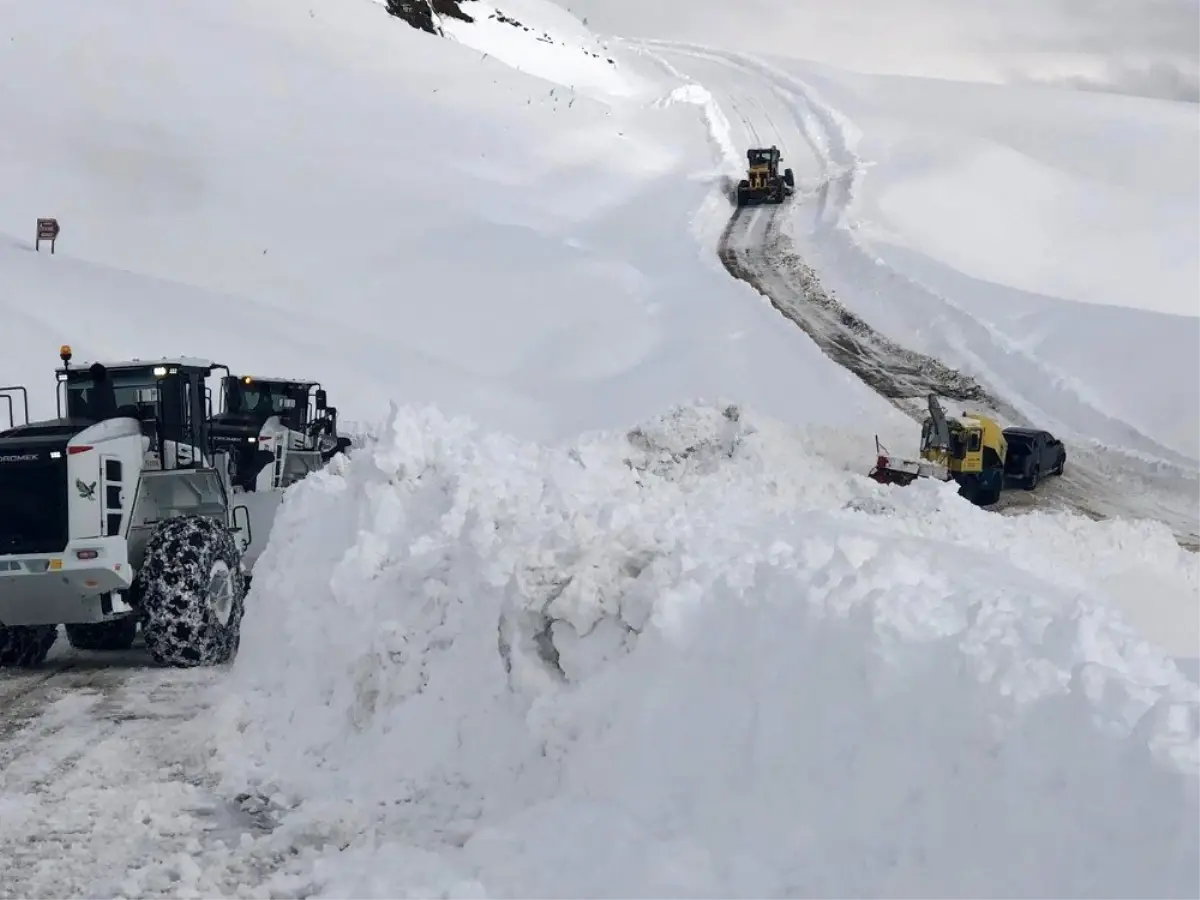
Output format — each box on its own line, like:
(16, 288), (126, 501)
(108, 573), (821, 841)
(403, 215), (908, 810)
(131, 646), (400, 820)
(231, 504), (253, 555)
(314, 389), (327, 411)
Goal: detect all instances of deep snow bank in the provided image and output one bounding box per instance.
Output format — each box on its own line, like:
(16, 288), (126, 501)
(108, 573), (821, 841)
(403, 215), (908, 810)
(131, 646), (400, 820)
(204, 403), (1198, 897)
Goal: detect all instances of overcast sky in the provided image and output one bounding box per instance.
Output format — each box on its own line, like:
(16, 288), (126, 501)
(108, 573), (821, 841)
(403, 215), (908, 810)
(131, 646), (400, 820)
(561, 0), (1200, 100)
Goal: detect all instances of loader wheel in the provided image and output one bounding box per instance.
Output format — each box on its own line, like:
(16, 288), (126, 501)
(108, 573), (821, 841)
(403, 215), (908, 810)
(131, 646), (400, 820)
(137, 515), (247, 668)
(784, 167), (794, 187)
(0, 625), (57, 668)
(66, 616), (138, 651)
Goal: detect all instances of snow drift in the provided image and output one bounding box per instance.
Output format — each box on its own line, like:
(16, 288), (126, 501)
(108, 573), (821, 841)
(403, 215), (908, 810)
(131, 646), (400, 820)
(202, 403), (1200, 898)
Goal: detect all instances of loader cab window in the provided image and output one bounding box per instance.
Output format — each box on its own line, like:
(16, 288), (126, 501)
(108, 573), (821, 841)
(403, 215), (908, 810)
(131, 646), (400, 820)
(967, 431), (982, 453)
(65, 365), (209, 462)
(64, 369), (160, 424)
(225, 379), (310, 431)
(947, 430), (966, 458)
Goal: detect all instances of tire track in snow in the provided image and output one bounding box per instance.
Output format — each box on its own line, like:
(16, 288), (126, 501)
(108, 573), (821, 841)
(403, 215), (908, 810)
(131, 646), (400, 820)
(635, 39), (1199, 548)
(718, 204), (998, 410)
(0, 655), (286, 899)
(641, 39), (1005, 415)
(644, 41), (1196, 468)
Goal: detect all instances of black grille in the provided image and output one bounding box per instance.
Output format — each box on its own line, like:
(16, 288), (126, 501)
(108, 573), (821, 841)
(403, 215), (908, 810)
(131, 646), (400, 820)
(0, 449), (69, 555)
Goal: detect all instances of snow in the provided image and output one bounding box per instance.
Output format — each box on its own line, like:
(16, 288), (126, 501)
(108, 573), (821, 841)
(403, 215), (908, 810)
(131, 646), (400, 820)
(779, 61), (1200, 462)
(198, 402), (1200, 897)
(0, 0), (898, 443)
(0, 0), (1198, 896)
(632, 41), (1200, 464)
(433, 0), (653, 99)
(558, 0), (1200, 102)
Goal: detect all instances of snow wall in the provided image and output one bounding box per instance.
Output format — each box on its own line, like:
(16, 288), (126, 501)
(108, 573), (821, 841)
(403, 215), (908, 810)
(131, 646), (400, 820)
(204, 402), (1199, 898)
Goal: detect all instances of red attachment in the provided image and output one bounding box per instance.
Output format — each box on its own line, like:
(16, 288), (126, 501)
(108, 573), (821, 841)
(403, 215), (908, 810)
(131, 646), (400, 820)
(68, 445), (93, 454)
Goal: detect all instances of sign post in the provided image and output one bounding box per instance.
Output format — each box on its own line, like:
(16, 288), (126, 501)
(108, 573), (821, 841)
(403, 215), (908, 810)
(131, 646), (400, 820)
(35, 218), (60, 254)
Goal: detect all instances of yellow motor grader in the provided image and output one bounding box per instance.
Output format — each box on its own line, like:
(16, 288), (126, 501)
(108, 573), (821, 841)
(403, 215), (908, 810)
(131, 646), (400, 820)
(868, 394), (1008, 506)
(736, 146), (795, 206)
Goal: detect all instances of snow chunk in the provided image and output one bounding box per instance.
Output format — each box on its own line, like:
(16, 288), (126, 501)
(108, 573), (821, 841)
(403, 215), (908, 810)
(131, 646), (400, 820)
(654, 82), (742, 175)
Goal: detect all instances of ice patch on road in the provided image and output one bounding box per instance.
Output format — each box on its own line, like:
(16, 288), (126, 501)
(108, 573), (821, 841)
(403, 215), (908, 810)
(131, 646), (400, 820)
(199, 402), (1198, 897)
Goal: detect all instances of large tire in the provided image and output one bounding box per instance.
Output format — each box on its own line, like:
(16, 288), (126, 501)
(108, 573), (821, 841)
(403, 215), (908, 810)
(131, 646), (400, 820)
(137, 515), (247, 668)
(784, 167), (795, 187)
(1025, 462), (1041, 491)
(65, 617), (138, 652)
(0, 625), (57, 667)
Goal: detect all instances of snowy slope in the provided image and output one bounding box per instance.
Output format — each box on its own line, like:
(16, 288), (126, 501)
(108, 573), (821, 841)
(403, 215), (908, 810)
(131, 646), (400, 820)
(558, 0), (1200, 102)
(0, 0), (902, 442)
(773, 60), (1200, 460)
(629, 40), (1200, 467)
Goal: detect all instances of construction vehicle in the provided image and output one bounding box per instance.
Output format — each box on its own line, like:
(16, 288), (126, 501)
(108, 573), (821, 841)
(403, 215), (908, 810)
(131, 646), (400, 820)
(209, 374), (351, 494)
(868, 394), (1008, 506)
(736, 146), (795, 207)
(208, 374), (352, 572)
(0, 347), (252, 667)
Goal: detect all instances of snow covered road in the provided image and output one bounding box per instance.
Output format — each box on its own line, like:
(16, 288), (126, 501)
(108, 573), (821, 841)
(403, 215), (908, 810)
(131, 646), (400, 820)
(0, 648), (254, 898)
(637, 39), (1200, 549)
(0, 641), (344, 898)
(1, 2), (1197, 897)
(720, 204), (996, 406)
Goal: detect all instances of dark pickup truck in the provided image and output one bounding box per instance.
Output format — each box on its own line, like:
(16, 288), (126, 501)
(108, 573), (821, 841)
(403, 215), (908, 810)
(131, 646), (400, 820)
(1003, 427), (1067, 489)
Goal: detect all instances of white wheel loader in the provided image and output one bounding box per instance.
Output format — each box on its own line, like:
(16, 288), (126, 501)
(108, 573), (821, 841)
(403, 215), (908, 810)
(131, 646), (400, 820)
(0, 347), (253, 667)
(207, 374), (352, 571)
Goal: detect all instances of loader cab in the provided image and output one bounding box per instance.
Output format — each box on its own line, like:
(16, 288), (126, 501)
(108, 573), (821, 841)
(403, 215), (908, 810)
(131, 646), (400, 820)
(57, 349), (224, 471)
(747, 147), (778, 183)
(947, 422), (984, 475)
(220, 376), (316, 432)
(920, 415), (985, 473)
(922, 413), (1004, 477)
(212, 376), (335, 492)
(747, 147), (779, 170)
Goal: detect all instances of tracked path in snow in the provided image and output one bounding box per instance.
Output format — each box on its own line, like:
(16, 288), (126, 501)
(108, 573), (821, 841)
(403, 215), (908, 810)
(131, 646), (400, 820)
(633, 39), (1199, 549)
(0, 641), (287, 898)
(719, 203), (997, 410)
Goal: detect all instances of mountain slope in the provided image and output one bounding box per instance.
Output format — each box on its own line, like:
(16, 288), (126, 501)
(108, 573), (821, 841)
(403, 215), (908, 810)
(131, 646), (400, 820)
(0, 2), (1196, 898)
(0, 0), (910, 443)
